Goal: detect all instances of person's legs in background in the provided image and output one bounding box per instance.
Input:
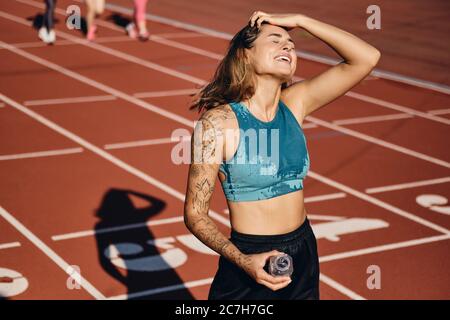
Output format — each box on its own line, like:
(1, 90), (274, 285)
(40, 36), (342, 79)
(85, 0), (105, 41)
(126, 0), (149, 41)
(39, 0), (57, 44)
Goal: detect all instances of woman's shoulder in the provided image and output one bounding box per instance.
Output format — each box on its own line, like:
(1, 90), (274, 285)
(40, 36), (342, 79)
(198, 104), (237, 131)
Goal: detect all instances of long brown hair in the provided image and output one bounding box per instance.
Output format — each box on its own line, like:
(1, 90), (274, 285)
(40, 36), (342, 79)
(190, 23), (288, 113)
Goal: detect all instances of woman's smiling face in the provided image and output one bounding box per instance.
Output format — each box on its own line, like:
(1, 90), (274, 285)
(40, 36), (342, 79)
(247, 24), (297, 82)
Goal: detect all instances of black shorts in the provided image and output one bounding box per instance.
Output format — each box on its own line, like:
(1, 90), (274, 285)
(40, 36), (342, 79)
(208, 217), (320, 300)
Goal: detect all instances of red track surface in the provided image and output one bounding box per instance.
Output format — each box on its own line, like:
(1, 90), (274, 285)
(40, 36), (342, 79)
(0, 0), (449, 300)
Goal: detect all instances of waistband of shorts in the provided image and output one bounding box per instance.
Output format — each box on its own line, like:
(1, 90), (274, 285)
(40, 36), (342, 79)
(230, 217), (312, 245)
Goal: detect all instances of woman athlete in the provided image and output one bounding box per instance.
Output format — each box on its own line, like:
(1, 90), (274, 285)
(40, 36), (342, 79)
(184, 12), (380, 299)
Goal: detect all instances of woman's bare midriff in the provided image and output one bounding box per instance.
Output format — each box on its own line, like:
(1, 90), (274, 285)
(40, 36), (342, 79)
(226, 189), (307, 235)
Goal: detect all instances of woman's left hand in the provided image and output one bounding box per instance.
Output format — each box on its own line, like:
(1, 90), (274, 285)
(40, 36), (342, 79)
(249, 12), (302, 29)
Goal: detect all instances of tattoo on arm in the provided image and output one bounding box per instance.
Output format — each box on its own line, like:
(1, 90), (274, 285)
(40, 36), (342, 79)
(184, 106), (247, 268)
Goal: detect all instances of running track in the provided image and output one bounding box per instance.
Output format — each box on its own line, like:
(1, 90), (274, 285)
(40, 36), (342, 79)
(0, 0), (449, 300)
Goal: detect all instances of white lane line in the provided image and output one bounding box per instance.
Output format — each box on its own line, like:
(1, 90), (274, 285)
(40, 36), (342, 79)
(307, 115), (450, 169)
(3, 38), (448, 236)
(319, 273), (366, 300)
(0, 206), (105, 299)
(133, 88), (197, 98)
(428, 108), (450, 116)
(100, 0), (450, 95)
(304, 192), (347, 203)
(320, 234), (450, 263)
(104, 136), (190, 150)
(345, 91), (450, 126)
(107, 277), (214, 300)
(155, 32), (211, 39)
(1, 34), (205, 50)
(0, 37), (194, 128)
(307, 170), (450, 235)
(307, 214), (345, 221)
(23, 89), (196, 106)
(332, 113), (413, 126)
(0, 241), (21, 250)
(2, 36), (136, 50)
(150, 35), (223, 60)
(366, 176), (450, 194)
(0, 93), (229, 228)
(52, 216), (184, 241)
(0, 147), (83, 161)
(24, 95), (117, 106)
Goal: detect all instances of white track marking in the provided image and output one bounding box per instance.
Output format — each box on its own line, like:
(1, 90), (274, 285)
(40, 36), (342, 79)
(104, 136), (190, 150)
(0, 206), (105, 299)
(332, 113), (413, 126)
(0, 94), (230, 229)
(319, 273), (366, 300)
(302, 122), (318, 129)
(428, 108), (450, 116)
(2, 34), (448, 235)
(107, 277), (214, 300)
(345, 91), (450, 126)
(0, 241), (21, 250)
(150, 35), (223, 59)
(133, 88), (197, 98)
(307, 116), (450, 169)
(52, 216), (184, 241)
(0, 34), (205, 50)
(2, 36), (135, 50)
(366, 176), (450, 194)
(0, 147), (83, 161)
(154, 32), (210, 39)
(24, 89), (196, 106)
(24, 95), (117, 106)
(307, 214), (346, 221)
(304, 192), (347, 203)
(307, 171), (450, 235)
(320, 234), (450, 263)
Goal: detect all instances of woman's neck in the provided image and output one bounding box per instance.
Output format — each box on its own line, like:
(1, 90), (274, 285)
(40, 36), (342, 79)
(243, 76), (282, 121)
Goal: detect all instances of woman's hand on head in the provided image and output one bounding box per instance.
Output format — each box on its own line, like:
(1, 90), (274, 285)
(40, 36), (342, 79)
(249, 12), (303, 29)
(240, 250), (292, 291)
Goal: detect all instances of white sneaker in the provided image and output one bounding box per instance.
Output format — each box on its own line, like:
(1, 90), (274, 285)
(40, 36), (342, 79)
(47, 29), (56, 44)
(38, 27), (49, 43)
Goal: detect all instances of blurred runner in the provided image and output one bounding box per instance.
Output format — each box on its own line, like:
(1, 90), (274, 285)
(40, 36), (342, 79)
(85, 0), (105, 41)
(126, 0), (149, 41)
(38, 0), (56, 44)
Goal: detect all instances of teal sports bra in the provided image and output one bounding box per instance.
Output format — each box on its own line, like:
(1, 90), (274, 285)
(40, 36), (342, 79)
(219, 100), (310, 202)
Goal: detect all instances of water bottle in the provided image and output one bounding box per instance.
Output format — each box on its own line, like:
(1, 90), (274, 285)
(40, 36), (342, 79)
(269, 253), (293, 277)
